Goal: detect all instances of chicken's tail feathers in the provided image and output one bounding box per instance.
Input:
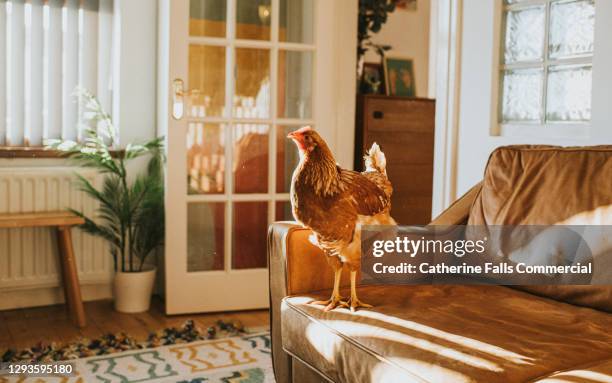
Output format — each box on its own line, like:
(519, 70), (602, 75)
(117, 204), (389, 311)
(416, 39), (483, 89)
(364, 142), (387, 175)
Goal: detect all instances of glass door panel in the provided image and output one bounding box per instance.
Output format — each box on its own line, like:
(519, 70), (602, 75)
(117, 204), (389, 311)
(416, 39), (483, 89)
(188, 45), (226, 117)
(233, 124), (269, 194)
(275, 201), (294, 221)
(276, 125), (300, 193)
(232, 201), (268, 269)
(279, 0), (314, 43)
(187, 202), (225, 272)
(277, 50), (313, 118)
(187, 123), (225, 194)
(236, 0), (271, 41)
(190, 0), (227, 37)
(234, 48), (270, 119)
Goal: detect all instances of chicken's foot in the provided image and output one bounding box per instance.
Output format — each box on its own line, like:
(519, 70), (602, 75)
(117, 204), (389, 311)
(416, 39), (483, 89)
(348, 270), (373, 312)
(310, 294), (348, 312)
(310, 267), (348, 311)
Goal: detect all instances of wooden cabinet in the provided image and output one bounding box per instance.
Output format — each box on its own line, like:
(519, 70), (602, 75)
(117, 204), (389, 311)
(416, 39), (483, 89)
(355, 95), (435, 225)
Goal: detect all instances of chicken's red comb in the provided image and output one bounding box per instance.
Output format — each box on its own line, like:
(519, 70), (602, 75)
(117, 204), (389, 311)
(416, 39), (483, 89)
(292, 126), (313, 135)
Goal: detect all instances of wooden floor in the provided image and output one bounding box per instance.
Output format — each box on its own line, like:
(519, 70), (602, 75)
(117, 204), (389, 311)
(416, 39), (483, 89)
(0, 297), (269, 351)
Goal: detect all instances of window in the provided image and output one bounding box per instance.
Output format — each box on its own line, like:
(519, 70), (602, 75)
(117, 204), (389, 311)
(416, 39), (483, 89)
(499, 0), (594, 127)
(0, 0), (114, 148)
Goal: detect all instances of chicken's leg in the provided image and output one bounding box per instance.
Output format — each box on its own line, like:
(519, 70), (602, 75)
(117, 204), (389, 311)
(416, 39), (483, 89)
(348, 269), (373, 312)
(310, 257), (347, 311)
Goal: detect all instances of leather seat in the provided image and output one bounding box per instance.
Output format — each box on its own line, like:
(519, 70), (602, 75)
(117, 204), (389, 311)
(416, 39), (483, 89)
(282, 285), (612, 383)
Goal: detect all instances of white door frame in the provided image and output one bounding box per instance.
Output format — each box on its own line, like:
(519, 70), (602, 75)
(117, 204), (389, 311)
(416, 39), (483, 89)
(156, 0), (358, 314)
(431, 0), (463, 217)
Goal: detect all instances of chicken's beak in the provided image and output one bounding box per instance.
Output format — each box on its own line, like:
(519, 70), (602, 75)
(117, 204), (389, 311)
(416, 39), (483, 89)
(287, 129), (311, 152)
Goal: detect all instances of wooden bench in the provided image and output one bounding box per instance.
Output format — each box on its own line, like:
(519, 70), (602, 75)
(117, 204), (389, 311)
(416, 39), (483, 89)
(0, 212), (87, 327)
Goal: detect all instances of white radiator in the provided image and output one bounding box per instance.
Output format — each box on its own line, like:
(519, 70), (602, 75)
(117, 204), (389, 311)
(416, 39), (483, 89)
(0, 167), (112, 308)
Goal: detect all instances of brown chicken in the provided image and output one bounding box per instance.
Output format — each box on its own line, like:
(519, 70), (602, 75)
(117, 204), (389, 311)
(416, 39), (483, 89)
(288, 126), (396, 311)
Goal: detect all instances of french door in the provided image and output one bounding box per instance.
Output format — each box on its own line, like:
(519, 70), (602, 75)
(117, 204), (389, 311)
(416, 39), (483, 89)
(162, 0), (337, 314)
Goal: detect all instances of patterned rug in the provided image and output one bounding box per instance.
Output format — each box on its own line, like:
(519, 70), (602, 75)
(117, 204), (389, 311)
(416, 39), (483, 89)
(2, 320), (252, 363)
(1, 332), (273, 383)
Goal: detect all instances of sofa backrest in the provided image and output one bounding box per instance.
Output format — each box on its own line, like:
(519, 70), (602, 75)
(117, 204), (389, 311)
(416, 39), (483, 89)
(468, 145), (612, 312)
(469, 145), (612, 226)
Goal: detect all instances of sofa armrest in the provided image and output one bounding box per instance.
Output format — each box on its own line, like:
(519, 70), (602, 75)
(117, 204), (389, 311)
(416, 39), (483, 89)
(269, 222), (351, 295)
(268, 222), (294, 383)
(430, 182), (482, 226)
(268, 222), (352, 383)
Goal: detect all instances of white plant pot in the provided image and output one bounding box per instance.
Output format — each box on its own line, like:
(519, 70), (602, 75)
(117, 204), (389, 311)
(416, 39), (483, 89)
(113, 267), (156, 313)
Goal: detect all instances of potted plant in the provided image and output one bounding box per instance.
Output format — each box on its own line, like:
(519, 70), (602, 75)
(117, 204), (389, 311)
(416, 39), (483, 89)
(357, 0), (396, 90)
(47, 89), (164, 313)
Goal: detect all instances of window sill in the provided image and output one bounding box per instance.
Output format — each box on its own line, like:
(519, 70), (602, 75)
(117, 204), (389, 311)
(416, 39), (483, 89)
(0, 147), (67, 159)
(494, 123), (591, 139)
(0, 147), (124, 159)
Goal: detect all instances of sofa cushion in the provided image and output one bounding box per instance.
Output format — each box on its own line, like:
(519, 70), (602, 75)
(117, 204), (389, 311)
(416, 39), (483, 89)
(282, 285), (612, 383)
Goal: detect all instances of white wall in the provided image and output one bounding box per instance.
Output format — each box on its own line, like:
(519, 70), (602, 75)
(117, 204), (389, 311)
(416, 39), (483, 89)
(365, 0), (431, 97)
(115, 0), (158, 144)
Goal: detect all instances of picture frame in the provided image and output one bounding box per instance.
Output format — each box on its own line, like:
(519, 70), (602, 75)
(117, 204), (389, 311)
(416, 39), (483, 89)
(396, 0), (417, 11)
(383, 56), (416, 97)
(361, 62), (385, 94)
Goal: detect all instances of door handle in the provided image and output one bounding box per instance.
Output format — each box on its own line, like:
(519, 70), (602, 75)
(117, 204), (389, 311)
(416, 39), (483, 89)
(373, 111), (384, 119)
(172, 79), (185, 120)
(172, 79), (202, 120)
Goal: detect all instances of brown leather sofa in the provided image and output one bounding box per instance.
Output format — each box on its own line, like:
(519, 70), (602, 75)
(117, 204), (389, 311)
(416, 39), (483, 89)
(268, 145), (612, 383)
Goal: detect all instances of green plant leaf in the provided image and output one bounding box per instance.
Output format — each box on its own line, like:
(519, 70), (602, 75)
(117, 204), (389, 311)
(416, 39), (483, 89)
(50, 89), (166, 272)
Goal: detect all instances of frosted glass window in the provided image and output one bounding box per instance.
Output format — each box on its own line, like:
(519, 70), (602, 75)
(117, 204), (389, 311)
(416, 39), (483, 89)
(501, 69), (543, 122)
(549, 0), (595, 59)
(504, 6), (545, 63)
(546, 65), (592, 122)
(499, 0), (595, 127)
